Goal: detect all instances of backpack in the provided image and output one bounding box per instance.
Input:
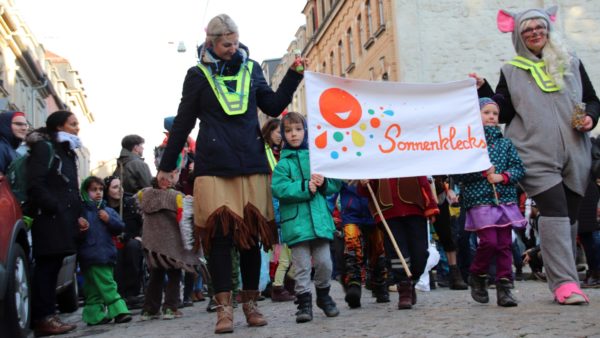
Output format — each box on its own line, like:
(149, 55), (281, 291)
(7, 141), (58, 208)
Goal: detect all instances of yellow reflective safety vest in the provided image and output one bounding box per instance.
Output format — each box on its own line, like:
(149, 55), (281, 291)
(265, 143), (278, 171)
(508, 56), (560, 92)
(197, 62), (254, 115)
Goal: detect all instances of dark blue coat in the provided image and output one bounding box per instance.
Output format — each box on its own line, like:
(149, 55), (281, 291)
(78, 201), (124, 270)
(0, 111), (21, 173)
(159, 45), (303, 177)
(338, 183), (375, 226)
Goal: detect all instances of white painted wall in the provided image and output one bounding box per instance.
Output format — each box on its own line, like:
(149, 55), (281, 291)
(393, 0), (600, 87)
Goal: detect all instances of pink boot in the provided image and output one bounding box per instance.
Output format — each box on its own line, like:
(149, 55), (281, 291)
(554, 282), (589, 305)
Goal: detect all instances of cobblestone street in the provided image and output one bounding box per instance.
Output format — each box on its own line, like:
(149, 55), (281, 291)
(46, 279), (600, 338)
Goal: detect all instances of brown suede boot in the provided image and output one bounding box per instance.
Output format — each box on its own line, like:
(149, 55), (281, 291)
(214, 292), (234, 334)
(397, 280), (413, 310)
(240, 290), (267, 327)
(271, 285), (295, 302)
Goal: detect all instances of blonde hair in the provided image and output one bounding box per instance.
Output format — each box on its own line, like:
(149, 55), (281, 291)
(520, 18), (572, 89)
(205, 14), (238, 47)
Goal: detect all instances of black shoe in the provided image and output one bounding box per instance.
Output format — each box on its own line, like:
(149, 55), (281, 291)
(295, 292), (313, 323)
(316, 286), (340, 317)
(496, 278), (518, 307)
(372, 284), (390, 303)
(114, 313), (132, 324)
(344, 283), (361, 308)
(449, 265), (468, 290)
(87, 317), (111, 326)
(469, 273), (489, 304)
(182, 298), (194, 307)
(125, 295), (144, 310)
(515, 268), (524, 281)
(206, 297), (218, 312)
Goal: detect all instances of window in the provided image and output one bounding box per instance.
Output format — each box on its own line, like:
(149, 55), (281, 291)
(318, 0), (325, 24)
(379, 56), (388, 80)
(366, 0), (373, 37)
(310, 8), (317, 34)
(347, 28), (355, 64)
(338, 40), (345, 75)
(322, 62), (327, 74)
(378, 0), (385, 26)
(330, 51), (335, 75)
(356, 15), (363, 55)
(369, 67), (375, 80)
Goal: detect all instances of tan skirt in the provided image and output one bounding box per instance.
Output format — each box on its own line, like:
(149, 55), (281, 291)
(193, 174), (278, 252)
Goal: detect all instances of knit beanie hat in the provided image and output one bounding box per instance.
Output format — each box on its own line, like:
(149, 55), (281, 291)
(11, 111), (25, 120)
(479, 97), (499, 110)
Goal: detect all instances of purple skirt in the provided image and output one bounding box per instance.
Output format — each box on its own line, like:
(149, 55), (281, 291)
(465, 203), (527, 232)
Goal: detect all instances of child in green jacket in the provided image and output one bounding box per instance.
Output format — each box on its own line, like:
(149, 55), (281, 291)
(271, 112), (342, 324)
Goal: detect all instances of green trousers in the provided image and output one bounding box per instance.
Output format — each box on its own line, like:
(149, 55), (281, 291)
(82, 265), (130, 325)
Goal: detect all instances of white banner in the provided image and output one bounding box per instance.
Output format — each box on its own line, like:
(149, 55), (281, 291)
(305, 71), (492, 179)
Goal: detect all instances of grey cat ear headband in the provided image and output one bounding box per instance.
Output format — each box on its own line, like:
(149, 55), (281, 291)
(496, 6), (558, 33)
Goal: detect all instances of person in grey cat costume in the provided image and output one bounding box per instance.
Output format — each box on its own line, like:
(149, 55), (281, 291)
(476, 6), (600, 305)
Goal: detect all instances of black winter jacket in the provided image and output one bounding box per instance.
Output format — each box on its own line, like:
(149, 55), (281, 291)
(159, 46), (303, 177)
(26, 131), (81, 258)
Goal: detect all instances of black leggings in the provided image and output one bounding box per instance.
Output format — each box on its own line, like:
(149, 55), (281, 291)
(432, 199), (457, 252)
(532, 183), (583, 224)
(208, 226), (261, 294)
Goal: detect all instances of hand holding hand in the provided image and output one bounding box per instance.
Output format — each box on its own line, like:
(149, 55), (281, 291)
(78, 217), (89, 232)
(157, 170), (178, 189)
(309, 180), (317, 194)
(311, 174), (324, 187)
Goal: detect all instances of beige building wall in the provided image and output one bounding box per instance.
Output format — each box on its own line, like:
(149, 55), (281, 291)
(393, 0), (600, 86)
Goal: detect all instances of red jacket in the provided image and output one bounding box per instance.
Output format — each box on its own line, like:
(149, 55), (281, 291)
(358, 177), (439, 224)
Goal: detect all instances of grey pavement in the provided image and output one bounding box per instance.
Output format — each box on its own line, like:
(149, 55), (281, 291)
(40, 279), (600, 338)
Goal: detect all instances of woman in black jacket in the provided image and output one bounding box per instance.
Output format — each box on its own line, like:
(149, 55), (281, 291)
(27, 110), (87, 336)
(157, 14), (305, 334)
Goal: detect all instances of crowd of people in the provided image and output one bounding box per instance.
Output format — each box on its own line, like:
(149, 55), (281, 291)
(1, 6), (599, 337)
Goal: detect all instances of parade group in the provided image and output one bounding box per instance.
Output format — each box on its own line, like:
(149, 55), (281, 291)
(1, 6), (599, 337)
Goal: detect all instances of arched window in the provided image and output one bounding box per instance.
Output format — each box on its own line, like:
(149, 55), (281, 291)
(378, 0), (385, 26)
(347, 28), (355, 64)
(338, 40), (345, 75)
(329, 51), (335, 75)
(366, 0), (373, 37)
(356, 15), (363, 54)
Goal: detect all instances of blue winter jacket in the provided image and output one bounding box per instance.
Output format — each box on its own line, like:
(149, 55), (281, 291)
(78, 200), (125, 270)
(335, 182), (375, 226)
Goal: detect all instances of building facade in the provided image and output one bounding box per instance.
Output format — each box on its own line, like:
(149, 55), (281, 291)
(0, 0), (94, 177)
(273, 0), (600, 128)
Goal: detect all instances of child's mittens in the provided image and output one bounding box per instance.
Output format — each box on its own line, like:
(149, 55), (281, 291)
(179, 195), (195, 251)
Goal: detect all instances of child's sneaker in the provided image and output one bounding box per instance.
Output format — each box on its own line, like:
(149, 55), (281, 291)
(140, 311), (160, 321)
(163, 308), (183, 320)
